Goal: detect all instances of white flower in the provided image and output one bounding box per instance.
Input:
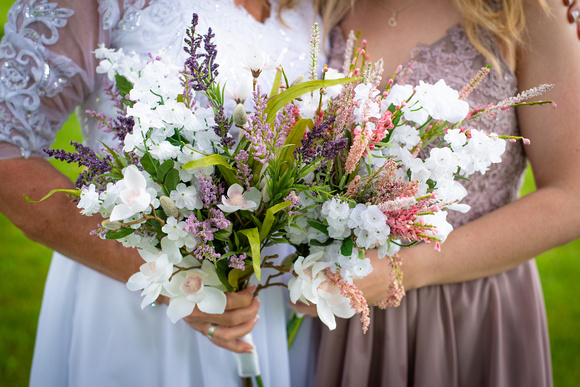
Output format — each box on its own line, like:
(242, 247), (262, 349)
(149, 140), (180, 162)
(224, 73), (253, 102)
(243, 44), (285, 77)
(391, 124), (421, 149)
(217, 184), (262, 213)
(109, 166), (153, 222)
(162, 217), (189, 241)
(288, 252), (355, 330)
(77, 184), (101, 216)
(165, 260), (227, 323)
(170, 183), (202, 211)
(127, 248), (174, 309)
(415, 80), (470, 123)
(419, 210), (454, 243)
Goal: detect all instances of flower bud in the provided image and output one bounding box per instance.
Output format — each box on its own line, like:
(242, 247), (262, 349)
(233, 103), (248, 127)
(290, 74), (305, 88)
(102, 219), (122, 230)
(159, 195), (179, 218)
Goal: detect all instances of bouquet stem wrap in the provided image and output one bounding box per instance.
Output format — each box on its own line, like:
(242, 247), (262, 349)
(235, 333), (260, 377)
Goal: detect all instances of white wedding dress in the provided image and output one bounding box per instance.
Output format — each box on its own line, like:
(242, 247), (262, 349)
(0, 1), (320, 386)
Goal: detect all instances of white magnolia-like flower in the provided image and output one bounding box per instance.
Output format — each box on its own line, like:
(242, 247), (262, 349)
(127, 248), (174, 309)
(243, 44), (285, 77)
(288, 252), (355, 330)
(109, 166), (153, 222)
(217, 184), (262, 213)
(165, 259), (227, 323)
(77, 184), (101, 216)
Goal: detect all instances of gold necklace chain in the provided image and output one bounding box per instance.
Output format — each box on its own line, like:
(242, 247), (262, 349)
(376, 0), (421, 27)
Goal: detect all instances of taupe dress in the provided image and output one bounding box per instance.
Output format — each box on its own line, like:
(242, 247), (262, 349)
(314, 26), (552, 387)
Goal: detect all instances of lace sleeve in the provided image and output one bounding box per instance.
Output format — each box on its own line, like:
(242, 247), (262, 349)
(0, 0), (112, 159)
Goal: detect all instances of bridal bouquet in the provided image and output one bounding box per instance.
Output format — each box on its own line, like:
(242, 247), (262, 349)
(282, 33), (554, 333)
(34, 15), (353, 385)
(35, 13), (553, 382)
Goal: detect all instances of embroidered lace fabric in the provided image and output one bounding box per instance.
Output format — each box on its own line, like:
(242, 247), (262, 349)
(7, 1), (322, 386)
(0, 0), (316, 159)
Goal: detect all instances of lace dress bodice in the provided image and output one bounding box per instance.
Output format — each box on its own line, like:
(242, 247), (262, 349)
(402, 26), (527, 228)
(0, 0), (318, 158)
(329, 25), (527, 228)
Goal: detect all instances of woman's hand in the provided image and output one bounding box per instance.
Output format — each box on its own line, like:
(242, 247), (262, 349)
(182, 286), (260, 353)
(564, 0), (580, 38)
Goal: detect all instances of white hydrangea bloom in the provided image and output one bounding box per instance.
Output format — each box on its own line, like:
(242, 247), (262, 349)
(77, 184), (102, 216)
(415, 79), (470, 123)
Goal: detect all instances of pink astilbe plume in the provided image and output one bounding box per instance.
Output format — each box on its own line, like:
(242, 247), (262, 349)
(345, 132), (367, 173)
(374, 253), (405, 309)
(459, 65), (491, 100)
(325, 268), (370, 333)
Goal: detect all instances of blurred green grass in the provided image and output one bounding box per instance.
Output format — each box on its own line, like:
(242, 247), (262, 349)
(0, 2), (579, 386)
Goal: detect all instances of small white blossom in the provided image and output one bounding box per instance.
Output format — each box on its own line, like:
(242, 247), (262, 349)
(77, 184), (101, 216)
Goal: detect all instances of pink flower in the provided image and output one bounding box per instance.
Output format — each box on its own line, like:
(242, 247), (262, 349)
(217, 184), (262, 213)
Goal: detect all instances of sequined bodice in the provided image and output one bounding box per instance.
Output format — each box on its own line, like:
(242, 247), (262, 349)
(0, 0), (318, 158)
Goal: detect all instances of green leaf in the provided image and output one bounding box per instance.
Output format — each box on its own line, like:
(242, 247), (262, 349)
(157, 160), (175, 182)
(182, 153), (233, 170)
(216, 259), (235, 292)
(217, 164), (239, 187)
(115, 74), (134, 98)
(140, 153), (158, 179)
(239, 228), (261, 281)
(307, 220), (329, 235)
(163, 169), (180, 193)
(279, 118), (312, 175)
(259, 201), (292, 241)
(264, 77), (360, 123)
(287, 312), (304, 349)
(340, 237), (354, 257)
(309, 238), (333, 247)
(105, 227), (137, 240)
(269, 68), (283, 98)
(23, 189), (80, 203)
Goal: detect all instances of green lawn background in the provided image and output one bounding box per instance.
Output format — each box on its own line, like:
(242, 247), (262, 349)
(1, 2), (579, 386)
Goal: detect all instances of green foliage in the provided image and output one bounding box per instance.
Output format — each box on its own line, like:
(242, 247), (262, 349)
(0, 0), (578, 384)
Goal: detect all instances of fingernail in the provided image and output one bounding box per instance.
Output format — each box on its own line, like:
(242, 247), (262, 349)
(254, 314), (260, 323)
(248, 284), (257, 292)
(572, 10), (580, 22)
(243, 346), (254, 354)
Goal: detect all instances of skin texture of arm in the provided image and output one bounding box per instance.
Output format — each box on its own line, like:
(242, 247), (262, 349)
(353, 0), (580, 305)
(0, 155), (259, 353)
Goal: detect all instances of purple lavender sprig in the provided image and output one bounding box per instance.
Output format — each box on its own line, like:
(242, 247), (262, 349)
(183, 14), (219, 93)
(213, 104), (235, 148)
(243, 88), (279, 169)
(44, 142), (113, 189)
(295, 117), (347, 169)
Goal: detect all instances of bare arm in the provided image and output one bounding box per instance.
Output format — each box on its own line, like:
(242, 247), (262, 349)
(355, 0), (580, 303)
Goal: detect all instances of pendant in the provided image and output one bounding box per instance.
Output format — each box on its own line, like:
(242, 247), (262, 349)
(388, 14), (397, 27)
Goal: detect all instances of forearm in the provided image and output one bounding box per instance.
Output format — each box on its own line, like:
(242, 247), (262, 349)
(405, 183), (580, 290)
(0, 156), (142, 283)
